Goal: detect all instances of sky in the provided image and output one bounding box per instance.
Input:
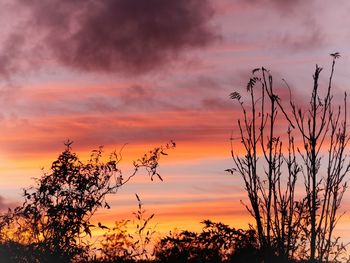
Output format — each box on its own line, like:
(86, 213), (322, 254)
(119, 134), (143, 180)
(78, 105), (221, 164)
(0, 0), (350, 237)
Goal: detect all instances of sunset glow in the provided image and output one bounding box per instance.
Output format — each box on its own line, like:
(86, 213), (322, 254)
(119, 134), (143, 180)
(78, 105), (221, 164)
(0, 2), (350, 259)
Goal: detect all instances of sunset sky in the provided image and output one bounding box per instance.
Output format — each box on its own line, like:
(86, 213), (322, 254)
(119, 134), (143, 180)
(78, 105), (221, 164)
(0, 0), (350, 237)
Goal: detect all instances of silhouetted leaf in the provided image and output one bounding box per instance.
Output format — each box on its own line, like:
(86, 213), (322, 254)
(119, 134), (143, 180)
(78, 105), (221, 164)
(230, 91), (241, 101)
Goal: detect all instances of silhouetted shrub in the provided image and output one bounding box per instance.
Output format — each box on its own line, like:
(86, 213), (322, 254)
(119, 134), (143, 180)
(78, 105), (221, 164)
(0, 141), (174, 262)
(99, 194), (156, 262)
(154, 220), (259, 263)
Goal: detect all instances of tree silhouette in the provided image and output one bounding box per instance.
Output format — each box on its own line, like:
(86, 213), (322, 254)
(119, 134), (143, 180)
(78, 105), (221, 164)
(229, 55), (350, 262)
(288, 55), (349, 262)
(0, 141), (174, 262)
(229, 67), (304, 261)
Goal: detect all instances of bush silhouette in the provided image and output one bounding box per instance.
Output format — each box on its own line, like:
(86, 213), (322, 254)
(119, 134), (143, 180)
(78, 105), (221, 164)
(154, 220), (259, 263)
(0, 141), (174, 262)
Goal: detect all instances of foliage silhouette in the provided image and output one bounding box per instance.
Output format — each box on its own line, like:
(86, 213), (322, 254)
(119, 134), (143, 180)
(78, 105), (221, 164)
(0, 141), (174, 263)
(154, 220), (259, 263)
(99, 194), (156, 262)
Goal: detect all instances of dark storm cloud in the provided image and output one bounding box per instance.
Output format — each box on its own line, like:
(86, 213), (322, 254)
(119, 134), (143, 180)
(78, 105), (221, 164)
(17, 0), (217, 75)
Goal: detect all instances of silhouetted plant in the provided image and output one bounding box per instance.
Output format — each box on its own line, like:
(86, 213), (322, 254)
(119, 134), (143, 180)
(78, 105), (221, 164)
(0, 141), (174, 263)
(99, 219), (134, 262)
(154, 220), (259, 263)
(229, 66), (305, 261)
(131, 194), (156, 261)
(99, 194), (156, 262)
(229, 54), (349, 262)
(286, 54), (349, 262)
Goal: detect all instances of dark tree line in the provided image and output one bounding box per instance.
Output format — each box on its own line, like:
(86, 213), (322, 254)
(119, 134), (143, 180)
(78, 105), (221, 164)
(153, 220), (259, 263)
